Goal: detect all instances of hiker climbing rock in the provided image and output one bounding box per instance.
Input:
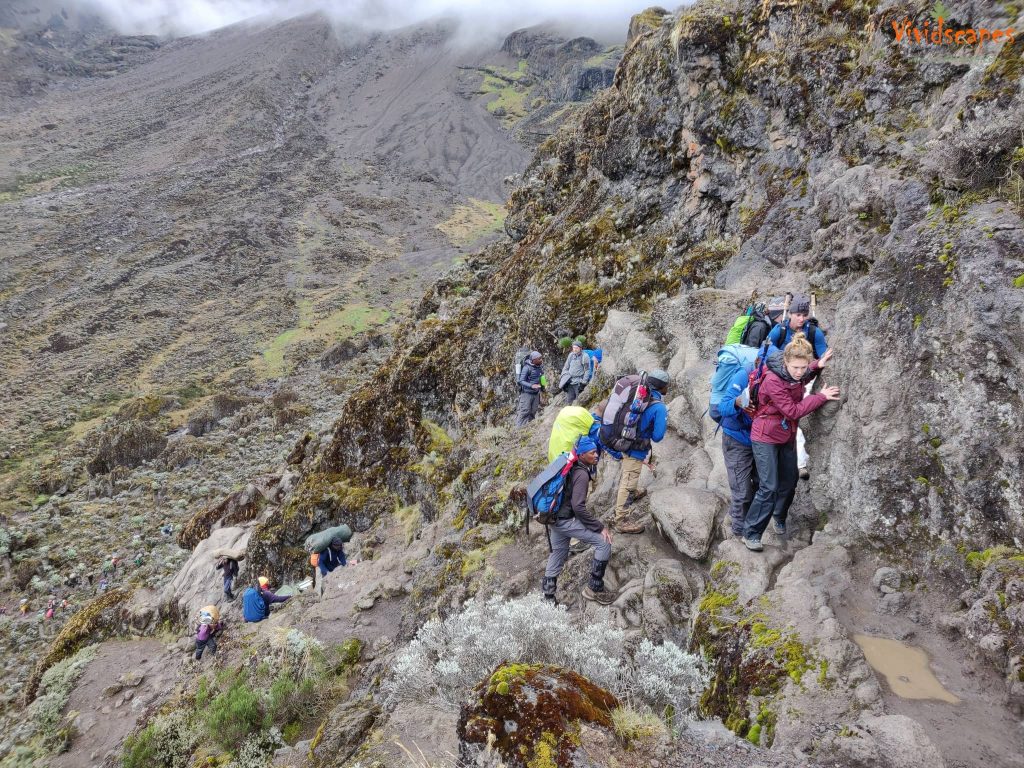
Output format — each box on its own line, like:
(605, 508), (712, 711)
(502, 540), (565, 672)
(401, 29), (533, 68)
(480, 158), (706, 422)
(764, 293), (828, 480)
(194, 605), (222, 660)
(743, 336), (839, 551)
(215, 555), (240, 600)
(316, 536), (347, 597)
(538, 436), (617, 606)
(516, 351), (545, 427)
(601, 369), (670, 534)
(242, 576), (291, 622)
(714, 351), (760, 537)
(558, 339), (591, 405)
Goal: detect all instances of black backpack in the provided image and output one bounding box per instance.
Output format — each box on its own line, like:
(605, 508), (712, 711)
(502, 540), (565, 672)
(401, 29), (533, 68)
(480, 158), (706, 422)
(739, 307), (772, 347)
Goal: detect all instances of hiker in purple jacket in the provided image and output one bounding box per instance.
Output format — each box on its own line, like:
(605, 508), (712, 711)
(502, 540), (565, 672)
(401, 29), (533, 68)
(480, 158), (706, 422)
(743, 335), (839, 551)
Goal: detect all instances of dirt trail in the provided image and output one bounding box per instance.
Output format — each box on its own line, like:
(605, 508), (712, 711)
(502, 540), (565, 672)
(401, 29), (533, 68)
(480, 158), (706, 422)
(53, 639), (178, 768)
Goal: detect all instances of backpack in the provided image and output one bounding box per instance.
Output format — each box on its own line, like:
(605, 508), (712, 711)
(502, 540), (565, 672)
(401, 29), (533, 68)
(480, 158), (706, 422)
(548, 406), (596, 463)
(527, 451), (578, 525)
(600, 373), (658, 453)
(725, 303), (771, 347)
(514, 347), (532, 383)
(304, 525), (352, 555)
(744, 353), (776, 416)
(708, 345), (760, 423)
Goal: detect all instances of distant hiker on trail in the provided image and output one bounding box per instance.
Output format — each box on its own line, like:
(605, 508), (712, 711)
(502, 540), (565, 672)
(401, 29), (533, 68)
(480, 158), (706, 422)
(602, 370), (671, 535)
(215, 556), (240, 601)
(559, 339), (592, 405)
(516, 351), (546, 427)
(19, 598), (28, 616)
(318, 537), (347, 577)
(764, 293), (829, 480)
(541, 436), (618, 606)
(194, 605), (222, 660)
(716, 359), (758, 537)
(242, 576), (291, 623)
(743, 335), (839, 552)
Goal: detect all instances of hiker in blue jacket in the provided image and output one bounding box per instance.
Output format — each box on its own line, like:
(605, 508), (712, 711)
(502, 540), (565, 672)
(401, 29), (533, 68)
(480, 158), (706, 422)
(242, 576), (290, 623)
(583, 348), (603, 382)
(716, 367), (758, 537)
(611, 370), (670, 535)
(763, 294), (828, 480)
(516, 351), (545, 427)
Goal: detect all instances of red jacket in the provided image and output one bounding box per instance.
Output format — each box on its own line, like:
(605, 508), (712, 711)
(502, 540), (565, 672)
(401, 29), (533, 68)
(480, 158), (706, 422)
(750, 354), (827, 445)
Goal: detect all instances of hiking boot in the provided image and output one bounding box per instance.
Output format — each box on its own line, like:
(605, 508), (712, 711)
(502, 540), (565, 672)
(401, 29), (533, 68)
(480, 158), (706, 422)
(799, 467), (810, 481)
(569, 541), (589, 555)
(584, 558), (616, 605)
(743, 537), (764, 552)
(542, 576), (558, 604)
(613, 518), (645, 534)
(582, 586), (617, 605)
(773, 519), (786, 535)
(626, 489), (648, 506)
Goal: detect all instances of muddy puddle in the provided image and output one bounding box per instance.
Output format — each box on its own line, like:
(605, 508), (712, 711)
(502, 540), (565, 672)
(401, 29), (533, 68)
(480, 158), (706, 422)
(853, 634), (959, 704)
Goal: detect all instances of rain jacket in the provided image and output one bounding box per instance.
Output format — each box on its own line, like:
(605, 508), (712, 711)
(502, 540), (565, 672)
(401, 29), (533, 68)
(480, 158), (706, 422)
(750, 352), (827, 444)
(559, 350), (591, 390)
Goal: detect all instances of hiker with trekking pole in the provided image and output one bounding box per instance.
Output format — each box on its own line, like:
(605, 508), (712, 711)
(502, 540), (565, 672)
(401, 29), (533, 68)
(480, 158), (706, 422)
(742, 294), (840, 551)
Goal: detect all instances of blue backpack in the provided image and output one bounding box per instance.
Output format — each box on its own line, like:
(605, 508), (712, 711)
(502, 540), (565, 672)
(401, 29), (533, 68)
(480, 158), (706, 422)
(526, 450), (579, 525)
(708, 344), (759, 423)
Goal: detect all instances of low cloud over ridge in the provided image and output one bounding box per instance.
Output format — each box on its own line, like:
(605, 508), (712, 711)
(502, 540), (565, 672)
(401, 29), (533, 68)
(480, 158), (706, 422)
(77, 0), (661, 39)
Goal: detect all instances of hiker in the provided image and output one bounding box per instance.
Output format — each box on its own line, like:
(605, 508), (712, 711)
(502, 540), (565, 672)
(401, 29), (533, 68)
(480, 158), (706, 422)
(19, 598), (28, 615)
(764, 293), (829, 480)
(541, 436), (617, 605)
(743, 336), (839, 551)
(558, 340), (591, 405)
(516, 351), (545, 427)
(242, 576), (291, 623)
(604, 370), (671, 534)
(726, 296), (786, 349)
(194, 606), (222, 660)
(318, 536), (347, 577)
(215, 555), (240, 600)
(716, 359), (758, 537)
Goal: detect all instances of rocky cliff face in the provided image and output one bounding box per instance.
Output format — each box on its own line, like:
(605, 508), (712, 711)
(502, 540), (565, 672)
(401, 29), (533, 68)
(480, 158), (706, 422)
(3, 1), (1024, 766)
(286, 0), (1024, 761)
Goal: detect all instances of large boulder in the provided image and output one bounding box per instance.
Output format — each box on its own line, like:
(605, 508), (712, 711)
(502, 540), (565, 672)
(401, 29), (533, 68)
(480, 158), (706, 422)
(157, 526), (250, 622)
(650, 487), (723, 560)
(85, 419), (167, 475)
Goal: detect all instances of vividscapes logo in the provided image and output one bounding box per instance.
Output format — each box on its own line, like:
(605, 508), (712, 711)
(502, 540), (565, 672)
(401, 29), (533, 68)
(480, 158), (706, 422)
(892, 2), (1016, 48)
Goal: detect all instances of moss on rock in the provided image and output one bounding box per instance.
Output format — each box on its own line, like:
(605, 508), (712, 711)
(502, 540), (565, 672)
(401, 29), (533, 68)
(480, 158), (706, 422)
(458, 663), (619, 767)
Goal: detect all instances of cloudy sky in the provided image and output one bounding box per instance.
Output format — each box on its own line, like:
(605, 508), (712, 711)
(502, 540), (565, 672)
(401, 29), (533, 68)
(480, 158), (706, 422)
(76, 0), (664, 39)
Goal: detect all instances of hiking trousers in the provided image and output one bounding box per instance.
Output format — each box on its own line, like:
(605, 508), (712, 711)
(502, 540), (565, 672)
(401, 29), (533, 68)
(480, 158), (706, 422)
(195, 634), (217, 660)
(562, 381), (583, 405)
(544, 518), (611, 578)
(515, 391), (540, 427)
(613, 456), (644, 521)
(744, 440), (797, 540)
(722, 433), (757, 536)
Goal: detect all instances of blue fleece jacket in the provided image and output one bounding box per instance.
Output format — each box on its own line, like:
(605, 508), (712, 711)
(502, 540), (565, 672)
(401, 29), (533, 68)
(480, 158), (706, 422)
(716, 367), (753, 446)
(625, 391), (667, 460)
(766, 322), (828, 358)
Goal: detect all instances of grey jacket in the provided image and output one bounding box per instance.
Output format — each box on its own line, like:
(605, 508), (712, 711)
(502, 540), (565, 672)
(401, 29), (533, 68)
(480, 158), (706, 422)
(559, 350), (591, 390)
